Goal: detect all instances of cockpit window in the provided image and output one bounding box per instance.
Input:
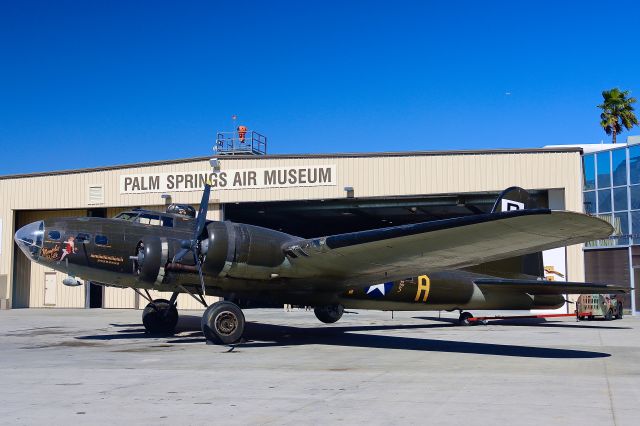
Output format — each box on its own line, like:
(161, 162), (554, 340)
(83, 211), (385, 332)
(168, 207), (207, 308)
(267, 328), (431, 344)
(115, 211), (173, 227)
(47, 230), (61, 240)
(137, 213), (161, 226)
(114, 212), (139, 221)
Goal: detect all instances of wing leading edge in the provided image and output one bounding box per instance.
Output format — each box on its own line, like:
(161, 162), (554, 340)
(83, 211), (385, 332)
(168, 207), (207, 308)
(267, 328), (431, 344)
(281, 209), (614, 287)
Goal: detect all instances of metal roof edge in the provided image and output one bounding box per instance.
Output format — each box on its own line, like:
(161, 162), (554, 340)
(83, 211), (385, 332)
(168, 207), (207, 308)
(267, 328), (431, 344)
(0, 147), (582, 181)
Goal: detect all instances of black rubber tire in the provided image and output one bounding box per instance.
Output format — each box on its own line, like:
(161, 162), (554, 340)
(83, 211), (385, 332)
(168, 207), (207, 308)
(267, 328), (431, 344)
(314, 304), (344, 324)
(604, 308), (613, 321)
(458, 311), (473, 326)
(142, 299), (178, 334)
(616, 307), (623, 320)
(201, 301), (245, 345)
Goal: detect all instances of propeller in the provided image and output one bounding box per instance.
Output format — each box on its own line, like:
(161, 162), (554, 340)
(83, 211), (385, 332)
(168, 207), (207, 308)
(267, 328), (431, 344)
(173, 182), (212, 295)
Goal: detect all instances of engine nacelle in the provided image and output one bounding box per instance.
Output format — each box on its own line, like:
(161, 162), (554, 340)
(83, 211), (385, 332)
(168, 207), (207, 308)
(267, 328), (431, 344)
(135, 236), (169, 284)
(201, 222), (290, 277)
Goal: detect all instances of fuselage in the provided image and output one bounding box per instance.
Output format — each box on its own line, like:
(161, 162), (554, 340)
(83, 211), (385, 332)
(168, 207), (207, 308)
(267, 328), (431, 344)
(14, 213), (565, 312)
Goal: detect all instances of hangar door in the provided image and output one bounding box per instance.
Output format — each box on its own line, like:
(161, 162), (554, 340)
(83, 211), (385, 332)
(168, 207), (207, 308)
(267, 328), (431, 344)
(224, 191), (549, 238)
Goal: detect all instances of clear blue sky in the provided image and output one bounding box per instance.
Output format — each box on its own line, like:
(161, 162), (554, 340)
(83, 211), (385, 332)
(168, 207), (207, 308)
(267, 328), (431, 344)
(1, 0), (639, 175)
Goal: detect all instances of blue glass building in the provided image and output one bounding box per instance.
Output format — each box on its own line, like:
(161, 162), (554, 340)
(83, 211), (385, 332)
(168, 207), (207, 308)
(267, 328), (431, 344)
(582, 136), (640, 314)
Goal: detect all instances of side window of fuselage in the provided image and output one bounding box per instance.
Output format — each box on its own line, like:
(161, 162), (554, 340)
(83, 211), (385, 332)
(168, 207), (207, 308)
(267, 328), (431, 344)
(95, 235), (109, 246)
(76, 233), (91, 244)
(47, 230), (61, 240)
(161, 216), (174, 227)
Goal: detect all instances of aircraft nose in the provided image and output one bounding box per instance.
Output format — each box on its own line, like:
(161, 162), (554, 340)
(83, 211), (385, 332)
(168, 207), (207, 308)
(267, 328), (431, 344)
(14, 220), (45, 259)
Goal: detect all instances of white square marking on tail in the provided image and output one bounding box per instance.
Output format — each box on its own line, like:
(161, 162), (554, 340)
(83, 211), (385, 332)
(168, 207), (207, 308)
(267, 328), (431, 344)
(501, 199), (525, 211)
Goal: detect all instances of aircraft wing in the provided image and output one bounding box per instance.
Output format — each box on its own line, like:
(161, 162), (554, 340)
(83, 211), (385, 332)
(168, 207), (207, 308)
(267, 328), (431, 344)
(473, 278), (629, 295)
(281, 209), (613, 288)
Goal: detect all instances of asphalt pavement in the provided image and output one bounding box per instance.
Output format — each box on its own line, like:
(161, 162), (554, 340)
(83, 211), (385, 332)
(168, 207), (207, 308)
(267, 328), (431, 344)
(0, 308), (638, 425)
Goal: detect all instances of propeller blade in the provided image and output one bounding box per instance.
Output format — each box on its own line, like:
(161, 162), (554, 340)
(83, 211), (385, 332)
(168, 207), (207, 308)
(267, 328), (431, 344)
(194, 183), (211, 240)
(173, 248), (190, 263)
(194, 252), (206, 296)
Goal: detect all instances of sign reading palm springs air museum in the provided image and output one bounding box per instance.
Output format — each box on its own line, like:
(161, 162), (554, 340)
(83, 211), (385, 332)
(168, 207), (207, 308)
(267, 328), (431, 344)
(120, 165), (336, 194)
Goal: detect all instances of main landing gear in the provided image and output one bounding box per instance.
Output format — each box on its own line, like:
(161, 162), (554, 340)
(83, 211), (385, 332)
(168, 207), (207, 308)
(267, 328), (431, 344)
(201, 301), (245, 345)
(142, 297), (179, 334)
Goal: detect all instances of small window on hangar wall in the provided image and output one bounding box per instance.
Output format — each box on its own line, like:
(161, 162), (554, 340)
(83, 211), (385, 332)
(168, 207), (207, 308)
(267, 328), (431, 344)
(88, 185), (104, 205)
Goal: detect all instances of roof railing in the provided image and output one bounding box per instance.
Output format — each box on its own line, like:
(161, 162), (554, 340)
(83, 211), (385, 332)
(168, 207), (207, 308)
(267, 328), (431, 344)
(215, 130), (267, 156)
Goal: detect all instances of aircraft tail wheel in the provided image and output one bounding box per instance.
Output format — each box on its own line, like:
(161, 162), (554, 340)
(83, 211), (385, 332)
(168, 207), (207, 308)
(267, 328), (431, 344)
(201, 301), (245, 345)
(314, 304), (344, 323)
(142, 299), (178, 334)
(458, 311), (473, 326)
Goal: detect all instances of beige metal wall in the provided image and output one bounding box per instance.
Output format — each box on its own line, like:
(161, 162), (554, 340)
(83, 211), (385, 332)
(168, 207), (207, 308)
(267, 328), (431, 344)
(0, 149), (586, 309)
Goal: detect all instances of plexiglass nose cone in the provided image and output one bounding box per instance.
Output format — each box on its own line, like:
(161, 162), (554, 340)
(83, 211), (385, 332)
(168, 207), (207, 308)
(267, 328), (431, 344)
(14, 221), (44, 259)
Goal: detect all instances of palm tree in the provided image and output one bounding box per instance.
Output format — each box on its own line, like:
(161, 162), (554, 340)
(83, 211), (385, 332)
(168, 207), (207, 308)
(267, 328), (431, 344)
(598, 88), (638, 144)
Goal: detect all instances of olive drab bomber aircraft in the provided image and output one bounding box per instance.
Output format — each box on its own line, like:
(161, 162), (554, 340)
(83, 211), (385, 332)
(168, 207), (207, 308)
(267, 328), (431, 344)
(15, 185), (628, 345)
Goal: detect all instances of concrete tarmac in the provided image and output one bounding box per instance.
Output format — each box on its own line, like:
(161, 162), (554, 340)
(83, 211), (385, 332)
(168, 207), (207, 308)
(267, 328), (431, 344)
(0, 308), (638, 425)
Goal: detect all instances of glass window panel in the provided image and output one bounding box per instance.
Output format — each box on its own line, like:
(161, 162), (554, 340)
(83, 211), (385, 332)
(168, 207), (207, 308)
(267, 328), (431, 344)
(632, 211), (640, 243)
(613, 187), (628, 211)
(137, 214), (161, 226)
(630, 185), (640, 210)
(598, 189), (612, 213)
(583, 191), (596, 214)
(583, 154), (595, 190)
(614, 212), (630, 246)
(612, 149), (627, 186)
(614, 212), (629, 234)
(630, 146), (640, 184)
(596, 151), (611, 188)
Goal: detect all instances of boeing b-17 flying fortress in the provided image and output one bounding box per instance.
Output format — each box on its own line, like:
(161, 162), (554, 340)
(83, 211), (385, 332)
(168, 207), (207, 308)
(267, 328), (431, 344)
(15, 185), (627, 345)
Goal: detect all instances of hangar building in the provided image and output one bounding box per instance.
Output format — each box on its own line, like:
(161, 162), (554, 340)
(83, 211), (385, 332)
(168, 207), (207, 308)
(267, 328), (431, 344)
(0, 145), (609, 311)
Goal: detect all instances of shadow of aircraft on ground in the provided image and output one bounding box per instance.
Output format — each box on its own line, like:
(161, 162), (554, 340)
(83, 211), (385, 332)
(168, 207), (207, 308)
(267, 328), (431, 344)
(76, 314), (614, 359)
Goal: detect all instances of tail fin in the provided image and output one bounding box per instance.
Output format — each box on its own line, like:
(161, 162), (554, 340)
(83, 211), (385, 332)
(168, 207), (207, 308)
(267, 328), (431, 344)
(491, 186), (534, 213)
(471, 186), (544, 278)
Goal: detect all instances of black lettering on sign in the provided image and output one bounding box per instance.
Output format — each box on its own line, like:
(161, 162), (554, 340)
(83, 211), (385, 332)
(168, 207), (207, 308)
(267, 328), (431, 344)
(288, 169), (297, 184)
(233, 171), (243, 186)
(319, 167), (331, 183)
(167, 175), (175, 190)
(219, 172), (227, 187)
(149, 176), (160, 191)
(298, 168), (306, 184)
(307, 168), (317, 183)
(175, 174), (184, 189)
(247, 171), (257, 186)
(124, 177), (132, 191)
(264, 170), (276, 185)
(185, 174), (194, 189)
(132, 177), (141, 191)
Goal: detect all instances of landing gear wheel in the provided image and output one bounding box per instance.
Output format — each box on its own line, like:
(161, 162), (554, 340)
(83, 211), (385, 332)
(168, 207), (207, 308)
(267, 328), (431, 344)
(314, 304), (344, 323)
(458, 311), (474, 326)
(142, 299), (178, 334)
(201, 301), (245, 345)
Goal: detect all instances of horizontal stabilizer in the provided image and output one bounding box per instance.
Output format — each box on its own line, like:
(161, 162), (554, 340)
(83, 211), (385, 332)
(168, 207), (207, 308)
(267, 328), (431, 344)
(474, 278), (629, 295)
